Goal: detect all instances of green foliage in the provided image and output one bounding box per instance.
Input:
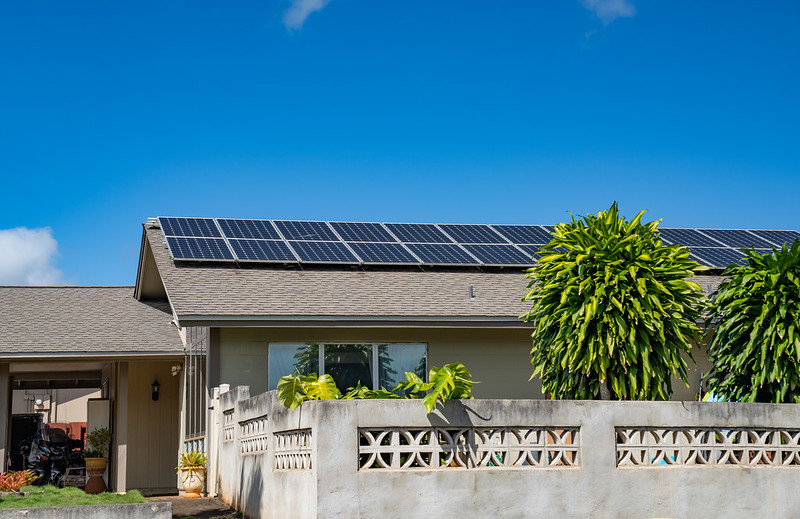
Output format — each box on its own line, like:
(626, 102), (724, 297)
(521, 203), (705, 400)
(277, 373), (342, 409)
(86, 427), (111, 457)
(343, 381), (402, 400)
(704, 241), (800, 403)
(394, 363), (475, 413)
(0, 486), (144, 508)
(276, 363), (475, 413)
(177, 450), (207, 476)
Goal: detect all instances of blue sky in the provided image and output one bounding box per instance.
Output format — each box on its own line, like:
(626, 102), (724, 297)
(1, 1), (798, 285)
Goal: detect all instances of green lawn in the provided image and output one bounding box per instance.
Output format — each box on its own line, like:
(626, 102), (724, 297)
(0, 485), (145, 508)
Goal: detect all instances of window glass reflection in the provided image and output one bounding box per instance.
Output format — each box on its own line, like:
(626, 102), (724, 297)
(268, 343), (319, 390)
(324, 344), (373, 392)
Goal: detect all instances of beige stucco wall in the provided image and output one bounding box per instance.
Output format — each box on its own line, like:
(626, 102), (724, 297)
(125, 361), (180, 493)
(215, 326), (711, 401)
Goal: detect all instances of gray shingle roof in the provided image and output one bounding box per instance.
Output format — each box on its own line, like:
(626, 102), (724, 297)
(0, 286), (183, 356)
(144, 227), (725, 324)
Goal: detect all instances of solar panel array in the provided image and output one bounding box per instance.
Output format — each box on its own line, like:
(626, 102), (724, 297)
(157, 217), (800, 269)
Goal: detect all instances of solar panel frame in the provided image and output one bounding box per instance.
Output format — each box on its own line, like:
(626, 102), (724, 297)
(274, 220), (340, 241)
(165, 236), (235, 261)
(658, 228), (726, 247)
(490, 225), (553, 245)
(159, 217), (222, 238)
(217, 219), (282, 240)
(688, 247), (749, 268)
(383, 223), (454, 243)
(289, 240), (360, 264)
(228, 239), (298, 262)
(404, 243), (480, 265)
(461, 244), (534, 266)
(438, 224), (508, 244)
(747, 230), (800, 248)
(347, 242), (421, 265)
(697, 229), (775, 249)
(329, 222), (397, 243)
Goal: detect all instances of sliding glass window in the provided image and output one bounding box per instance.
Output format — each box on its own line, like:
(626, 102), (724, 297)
(268, 342), (426, 392)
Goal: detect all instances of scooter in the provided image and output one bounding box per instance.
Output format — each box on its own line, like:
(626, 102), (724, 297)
(25, 425), (71, 487)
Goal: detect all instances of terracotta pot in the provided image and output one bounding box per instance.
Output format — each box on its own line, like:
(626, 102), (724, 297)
(180, 467), (205, 498)
(84, 457), (107, 494)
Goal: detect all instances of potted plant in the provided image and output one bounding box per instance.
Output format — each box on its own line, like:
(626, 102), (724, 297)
(83, 426), (111, 494)
(177, 450), (207, 498)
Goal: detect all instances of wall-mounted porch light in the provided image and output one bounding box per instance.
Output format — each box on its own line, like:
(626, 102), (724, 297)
(152, 379), (160, 401)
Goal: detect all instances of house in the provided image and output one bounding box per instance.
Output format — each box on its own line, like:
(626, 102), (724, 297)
(2, 216), (797, 496)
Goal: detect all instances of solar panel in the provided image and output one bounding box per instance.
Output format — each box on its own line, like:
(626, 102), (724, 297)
(228, 239), (296, 262)
(658, 229), (724, 247)
(699, 229), (774, 249)
(159, 217), (221, 238)
(158, 217), (800, 269)
(462, 244), (533, 266)
(404, 243), (478, 265)
(347, 242), (419, 264)
(274, 221), (339, 241)
(689, 247), (748, 268)
(438, 224), (507, 244)
(166, 236), (233, 260)
(384, 223), (453, 243)
(516, 244), (540, 256)
(491, 225), (552, 245)
(218, 219), (281, 240)
(289, 241), (359, 263)
(329, 222), (396, 243)
(749, 230), (800, 247)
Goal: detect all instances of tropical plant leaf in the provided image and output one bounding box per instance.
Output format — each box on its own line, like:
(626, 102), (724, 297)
(277, 374), (307, 410)
(301, 373), (342, 401)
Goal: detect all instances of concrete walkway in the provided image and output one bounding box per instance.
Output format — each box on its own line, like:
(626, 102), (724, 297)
(147, 496), (239, 519)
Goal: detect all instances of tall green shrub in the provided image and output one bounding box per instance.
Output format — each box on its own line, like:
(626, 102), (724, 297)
(521, 203), (705, 400)
(704, 241), (800, 402)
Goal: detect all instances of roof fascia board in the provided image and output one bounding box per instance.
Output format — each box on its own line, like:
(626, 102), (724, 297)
(176, 315), (530, 328)
(134, 227), (148, 300)
(0, 352), (184, 360)
(138, 226), (180, 324)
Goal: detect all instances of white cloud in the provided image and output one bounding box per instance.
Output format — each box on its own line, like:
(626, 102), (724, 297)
(283, 0), (332, 30)
(582, 0), (635, 25)
(0, 227), (63, 285)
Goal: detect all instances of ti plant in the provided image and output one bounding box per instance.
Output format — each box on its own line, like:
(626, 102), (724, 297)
(276, 362), (475, 413)
(704, 241), (800, 403)
(521, 203), (706, 400)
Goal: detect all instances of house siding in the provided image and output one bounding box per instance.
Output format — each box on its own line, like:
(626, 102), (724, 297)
(125, 360), (180, 493)
(214, 327), (712, 400)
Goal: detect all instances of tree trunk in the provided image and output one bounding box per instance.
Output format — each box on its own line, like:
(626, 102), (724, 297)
(599, 379), (611, 400)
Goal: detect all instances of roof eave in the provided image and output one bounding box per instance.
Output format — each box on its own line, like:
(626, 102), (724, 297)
(175, 314), (531, 329)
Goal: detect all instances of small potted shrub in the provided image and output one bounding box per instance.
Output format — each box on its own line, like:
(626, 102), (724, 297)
(83, 426), (111, 494)
(177, 450), (207, 498)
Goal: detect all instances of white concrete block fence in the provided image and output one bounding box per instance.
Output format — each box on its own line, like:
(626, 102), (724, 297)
(205, 386), (800, 519)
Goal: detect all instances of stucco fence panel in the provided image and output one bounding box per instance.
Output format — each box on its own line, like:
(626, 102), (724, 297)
(210, 388), (800, 519)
